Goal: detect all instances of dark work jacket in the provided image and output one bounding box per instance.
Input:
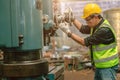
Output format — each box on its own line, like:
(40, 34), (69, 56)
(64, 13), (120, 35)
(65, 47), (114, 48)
(80, 18), (115, 65)
(80, 18), (115, 47)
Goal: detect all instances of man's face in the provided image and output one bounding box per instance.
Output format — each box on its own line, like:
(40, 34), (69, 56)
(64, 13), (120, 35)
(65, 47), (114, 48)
(85, 15), (97, 28)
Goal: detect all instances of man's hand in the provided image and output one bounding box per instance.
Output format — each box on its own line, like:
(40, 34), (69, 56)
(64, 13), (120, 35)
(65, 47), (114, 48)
(59, 22), (71, 34)
(64, 7), (75, 23)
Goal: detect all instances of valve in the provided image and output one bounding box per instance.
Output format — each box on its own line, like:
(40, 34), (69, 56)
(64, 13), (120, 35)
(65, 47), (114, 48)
(64, 7), (74, 26)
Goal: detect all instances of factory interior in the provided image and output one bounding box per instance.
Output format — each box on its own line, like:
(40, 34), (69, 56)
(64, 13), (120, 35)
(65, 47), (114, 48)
(0, 0), (120, 80)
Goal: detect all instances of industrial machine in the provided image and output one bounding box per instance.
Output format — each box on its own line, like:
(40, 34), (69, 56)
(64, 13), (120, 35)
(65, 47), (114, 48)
(0, 0), (66, 80)
(48, 65), (64, 80)
(0, 0), (48, 80)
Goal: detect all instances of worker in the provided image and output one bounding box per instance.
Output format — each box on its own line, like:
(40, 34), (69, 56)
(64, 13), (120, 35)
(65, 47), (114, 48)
(59, 3), (119, 80)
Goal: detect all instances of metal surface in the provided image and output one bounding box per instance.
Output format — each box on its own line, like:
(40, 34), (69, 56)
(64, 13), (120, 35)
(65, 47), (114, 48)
(42, 0), (53, 19)
(48, 65), (64, 80)
(3, 49), (40, 63)
(1, 49), (49, 78)
(0, 0), (12, 47)
(4, 76), (45, 80)
(103, 8), (120, 52)
(56, 74), (64, 80)
(2, 59), (48, 77)
(0, 0), (43, 50)
(0, 0), (48, 79)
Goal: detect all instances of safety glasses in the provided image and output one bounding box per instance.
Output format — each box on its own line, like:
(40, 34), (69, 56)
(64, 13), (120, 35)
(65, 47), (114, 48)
(85, 15), (95, 22)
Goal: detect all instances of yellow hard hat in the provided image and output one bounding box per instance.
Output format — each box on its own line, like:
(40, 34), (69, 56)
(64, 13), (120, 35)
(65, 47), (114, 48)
(82, 3), (102, 19)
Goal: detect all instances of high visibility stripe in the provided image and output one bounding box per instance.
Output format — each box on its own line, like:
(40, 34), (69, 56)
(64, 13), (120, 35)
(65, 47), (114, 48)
(93, 43), (117, 51)
(94, 53), (118, 63)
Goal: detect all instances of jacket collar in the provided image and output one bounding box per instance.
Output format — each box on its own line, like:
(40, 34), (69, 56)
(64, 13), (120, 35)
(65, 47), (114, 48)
(93, 18), (104, 33)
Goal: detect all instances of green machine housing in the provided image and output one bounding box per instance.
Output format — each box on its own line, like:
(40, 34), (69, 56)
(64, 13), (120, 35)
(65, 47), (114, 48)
(0, 0), (48, 79)
(0, 0), (43, 50)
